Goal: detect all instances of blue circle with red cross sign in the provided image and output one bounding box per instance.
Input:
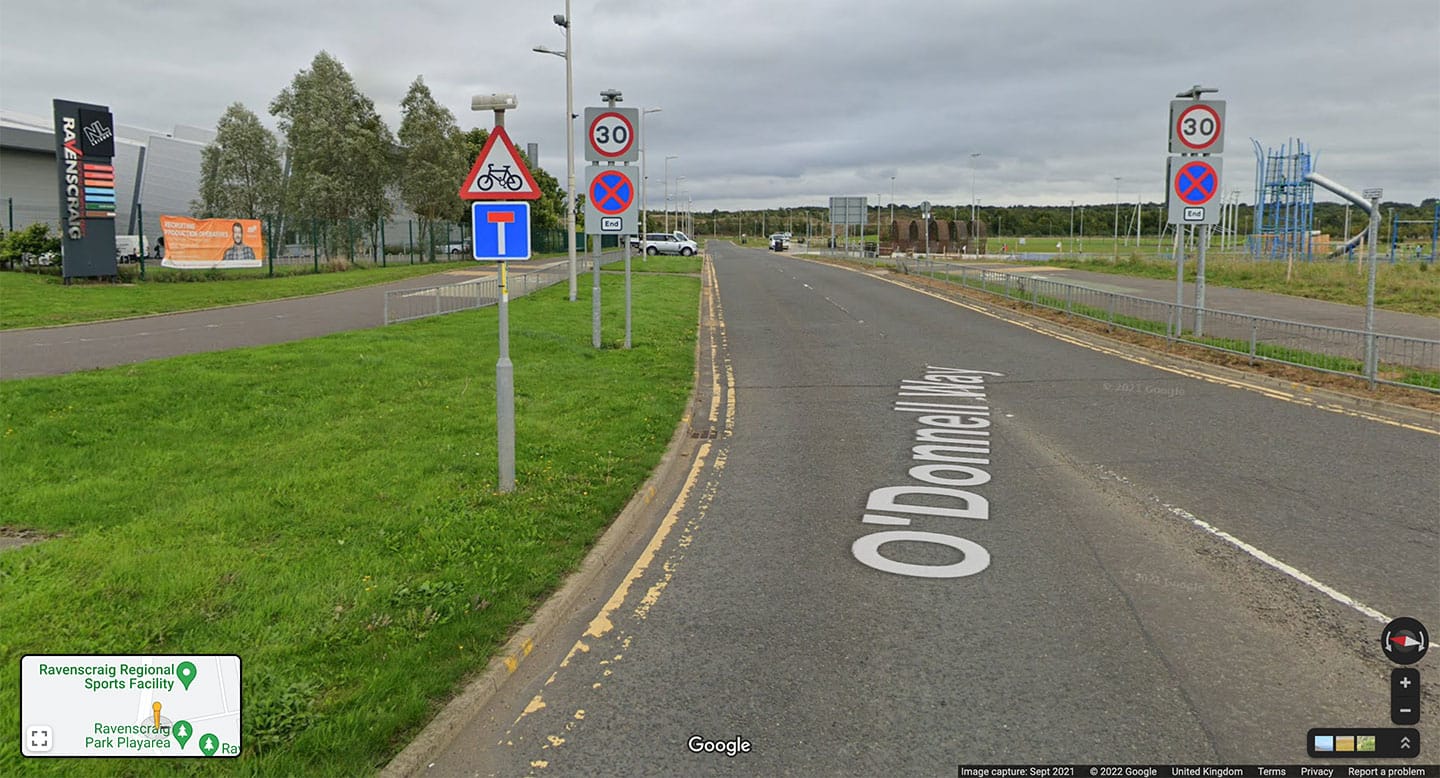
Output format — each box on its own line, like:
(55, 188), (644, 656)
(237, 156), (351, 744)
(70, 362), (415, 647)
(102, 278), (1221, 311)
(1173, 160), (1219, 206)
(590, 170), (635, 215)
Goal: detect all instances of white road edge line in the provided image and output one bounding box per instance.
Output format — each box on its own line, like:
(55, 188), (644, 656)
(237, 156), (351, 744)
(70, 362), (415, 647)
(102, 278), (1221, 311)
(1157, 498), (1390, 625)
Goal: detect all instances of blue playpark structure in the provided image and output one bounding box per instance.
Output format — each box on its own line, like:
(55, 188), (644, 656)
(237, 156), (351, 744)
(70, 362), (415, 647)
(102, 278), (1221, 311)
(1249, 138), (1315, 261)
(1389, 201), (1439, 263)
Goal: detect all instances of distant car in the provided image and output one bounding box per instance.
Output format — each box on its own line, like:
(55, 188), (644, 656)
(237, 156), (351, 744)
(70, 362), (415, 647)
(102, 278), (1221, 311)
(769, 233), (790, 250)
(445, 242), (468, 255)
(629, 231), (698, 256)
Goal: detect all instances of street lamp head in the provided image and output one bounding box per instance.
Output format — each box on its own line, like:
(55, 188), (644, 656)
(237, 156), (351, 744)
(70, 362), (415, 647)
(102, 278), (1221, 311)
(471, 93), (518, 111)
(532, 45), (565, 58)
(600, 89), (623, 103)
(644, 107), (663, 114)
(553, 13), (568, 27)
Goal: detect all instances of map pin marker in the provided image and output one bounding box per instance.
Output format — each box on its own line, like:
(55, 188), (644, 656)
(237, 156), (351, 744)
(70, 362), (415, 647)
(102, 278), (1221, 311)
(172, 720), (193, 749)
(176, 661), (197, 690)
(199, 733), (219, 757)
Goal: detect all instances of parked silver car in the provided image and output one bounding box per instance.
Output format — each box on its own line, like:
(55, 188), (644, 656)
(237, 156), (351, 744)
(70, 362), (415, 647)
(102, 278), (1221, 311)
(629, 231), (698, 256)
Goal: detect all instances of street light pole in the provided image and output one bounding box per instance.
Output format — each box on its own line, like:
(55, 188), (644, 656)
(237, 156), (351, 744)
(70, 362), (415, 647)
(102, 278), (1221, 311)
(640, 107), (661, 248)
(969, 152), (981, 254)
(1113, 176), (1121, 262)
(663, 155), (678, 233)
(531, 5), (575, 301)
(677, 177), (686, 232)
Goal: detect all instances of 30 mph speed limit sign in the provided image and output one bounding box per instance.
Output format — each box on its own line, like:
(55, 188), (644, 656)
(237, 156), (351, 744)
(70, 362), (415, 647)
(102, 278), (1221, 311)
(1169, 100), (1225, 153)
(584, 107), (639, 162)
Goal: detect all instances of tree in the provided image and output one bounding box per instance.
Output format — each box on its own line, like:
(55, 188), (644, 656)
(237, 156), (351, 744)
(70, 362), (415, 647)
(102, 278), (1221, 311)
(270, 52), (396, 238)
(194, 103), (282, 220)
(0, 222), (62, 269)
(398, 77), (466, 260)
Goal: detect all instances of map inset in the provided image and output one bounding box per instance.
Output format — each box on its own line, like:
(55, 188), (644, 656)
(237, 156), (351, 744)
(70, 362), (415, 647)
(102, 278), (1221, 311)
(21, 654), (241, 758)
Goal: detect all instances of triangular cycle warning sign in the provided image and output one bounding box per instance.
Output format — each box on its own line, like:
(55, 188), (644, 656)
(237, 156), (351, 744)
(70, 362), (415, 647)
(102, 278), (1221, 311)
(459, 126), (542, 201)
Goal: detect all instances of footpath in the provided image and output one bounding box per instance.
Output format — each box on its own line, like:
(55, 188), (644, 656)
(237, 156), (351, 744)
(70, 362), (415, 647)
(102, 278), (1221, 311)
(991, 263), (1439, 341)
(0, 259), (574, 380)
(801, 247), (1437, 341)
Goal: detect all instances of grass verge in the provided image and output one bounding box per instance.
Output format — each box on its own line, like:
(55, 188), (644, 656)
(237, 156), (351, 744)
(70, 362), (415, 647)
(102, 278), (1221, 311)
(621, 255), (703, 274)
(0, 272), (700, 776)
(938, 272), (1439, 393)
(1039, 255), (1440, 316)
(0, 261), (478, 330)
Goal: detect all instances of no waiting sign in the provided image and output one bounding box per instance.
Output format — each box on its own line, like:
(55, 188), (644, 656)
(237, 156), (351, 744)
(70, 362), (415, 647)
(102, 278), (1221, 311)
(1168, 99), (1226, 154)
(1166, 156), (1222, 226)
(584, 107), (639, 162)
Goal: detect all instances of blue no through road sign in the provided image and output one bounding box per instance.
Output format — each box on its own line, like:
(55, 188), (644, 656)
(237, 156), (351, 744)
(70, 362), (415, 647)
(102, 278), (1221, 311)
(471, 202), (531, 261)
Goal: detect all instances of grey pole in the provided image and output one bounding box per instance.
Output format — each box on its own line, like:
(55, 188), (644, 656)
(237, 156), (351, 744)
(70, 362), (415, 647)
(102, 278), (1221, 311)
(1195, 224), (1209, 336)
(624, 238), (632, 349)
(1173, 225), (1185, 337)
(591, 89), (623, 350)
(1113, 176), (1121, 261)
(1365, 196), (1379, 385)
(592, 233), (602, 349)
(471, 95), (519, 493)
(1303, 172), (1381, 386)
(497, 262), (515, 491)
(564, 4), (577, 302)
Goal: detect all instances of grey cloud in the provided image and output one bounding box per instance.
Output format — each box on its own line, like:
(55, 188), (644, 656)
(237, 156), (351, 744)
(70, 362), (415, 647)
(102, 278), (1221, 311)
(2, 0), (1434, 211)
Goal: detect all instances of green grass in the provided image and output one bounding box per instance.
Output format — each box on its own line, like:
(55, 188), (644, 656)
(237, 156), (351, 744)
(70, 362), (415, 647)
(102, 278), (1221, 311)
(0, 272), (700, 776)
(0, 261), (481, 330)
(1039, 254), (1440, 316)
(624, 255), (703, 274)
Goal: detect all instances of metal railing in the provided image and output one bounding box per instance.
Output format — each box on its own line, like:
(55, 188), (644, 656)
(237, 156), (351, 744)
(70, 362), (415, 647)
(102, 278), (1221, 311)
(383, 253), (625, 325)
(870, 255), (1439, 392)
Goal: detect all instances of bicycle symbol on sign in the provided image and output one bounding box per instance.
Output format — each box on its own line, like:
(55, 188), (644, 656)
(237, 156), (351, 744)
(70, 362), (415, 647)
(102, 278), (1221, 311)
(476, 164), (524, 192)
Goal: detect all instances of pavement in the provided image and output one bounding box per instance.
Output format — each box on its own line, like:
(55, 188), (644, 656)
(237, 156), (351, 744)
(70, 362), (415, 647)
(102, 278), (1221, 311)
(401, 242), (1438, 774)
(0, 257), (581, 380)
(991, 262), (1440, 341)
(802, 248), (1439, 341)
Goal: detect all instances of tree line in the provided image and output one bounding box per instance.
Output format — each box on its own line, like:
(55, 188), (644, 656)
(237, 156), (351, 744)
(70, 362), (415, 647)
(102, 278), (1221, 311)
(698, 199), (1438, 243)
(193, 51), (570, 256)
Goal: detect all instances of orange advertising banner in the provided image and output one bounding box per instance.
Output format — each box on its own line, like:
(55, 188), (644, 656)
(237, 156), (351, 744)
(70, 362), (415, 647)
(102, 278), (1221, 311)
(159, 216), (265, 269)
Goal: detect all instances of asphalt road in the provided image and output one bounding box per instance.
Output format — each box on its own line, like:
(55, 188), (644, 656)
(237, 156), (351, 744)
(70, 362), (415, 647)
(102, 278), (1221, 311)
(417, 242), (1439, 775)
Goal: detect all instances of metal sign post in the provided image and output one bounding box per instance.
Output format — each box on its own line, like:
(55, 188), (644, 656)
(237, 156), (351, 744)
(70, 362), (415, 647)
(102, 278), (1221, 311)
(1166, 85), (1225, 337)
(583, 90), (638, 350)
(464, 95), (539, 493)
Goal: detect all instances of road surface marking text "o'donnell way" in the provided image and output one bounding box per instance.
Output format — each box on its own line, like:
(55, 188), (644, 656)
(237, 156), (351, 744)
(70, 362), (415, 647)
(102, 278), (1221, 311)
(851, 366), (1003, 578)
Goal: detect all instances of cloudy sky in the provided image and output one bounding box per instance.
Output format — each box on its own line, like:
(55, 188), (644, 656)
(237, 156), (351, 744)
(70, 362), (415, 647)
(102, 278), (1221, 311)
(2, 0), (1437, 210)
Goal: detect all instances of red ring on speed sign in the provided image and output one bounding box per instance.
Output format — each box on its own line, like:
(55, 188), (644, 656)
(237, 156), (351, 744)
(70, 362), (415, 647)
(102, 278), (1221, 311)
(1175, 103), (1222, 151)
(588, 111), (635, 159)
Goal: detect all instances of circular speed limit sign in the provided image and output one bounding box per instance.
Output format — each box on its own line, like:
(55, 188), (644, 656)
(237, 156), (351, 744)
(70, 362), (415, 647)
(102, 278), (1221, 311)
(588, 111), (635, 159)
(1175, 103), (1223, 151)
